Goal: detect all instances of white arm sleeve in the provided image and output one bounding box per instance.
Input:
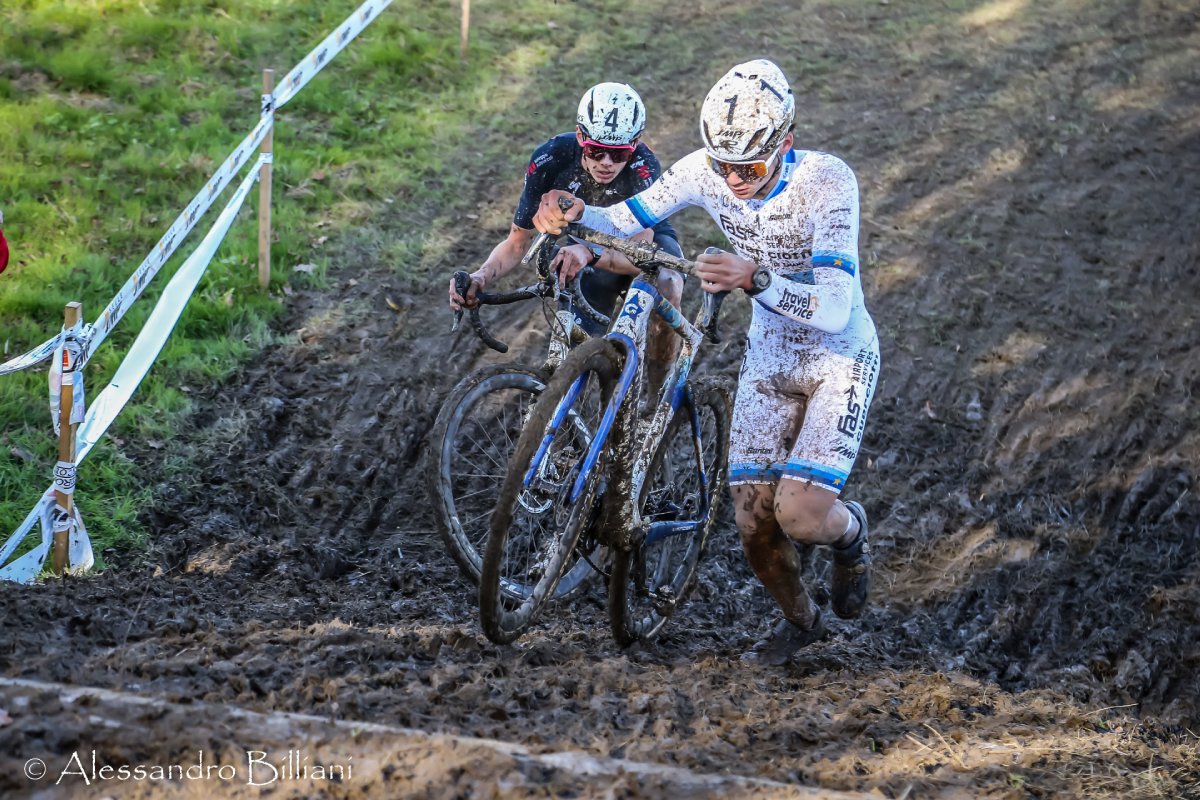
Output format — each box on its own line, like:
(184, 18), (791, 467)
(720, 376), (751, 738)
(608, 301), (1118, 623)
(579, 152), (707, 237)
(751, 156), (860, 334)
(751, 270), (853, 333)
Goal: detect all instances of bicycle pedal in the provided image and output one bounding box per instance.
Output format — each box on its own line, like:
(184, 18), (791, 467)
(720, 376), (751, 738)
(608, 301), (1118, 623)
(650, 586), (677, 615)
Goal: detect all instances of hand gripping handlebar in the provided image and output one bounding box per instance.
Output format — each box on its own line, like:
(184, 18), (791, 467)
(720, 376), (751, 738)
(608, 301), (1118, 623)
(450, 267), (610, 354)
(562, 218), (729, 345)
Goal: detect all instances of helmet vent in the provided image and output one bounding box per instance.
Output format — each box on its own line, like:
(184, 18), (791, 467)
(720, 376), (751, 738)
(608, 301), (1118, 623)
(744, 127), (768, 156)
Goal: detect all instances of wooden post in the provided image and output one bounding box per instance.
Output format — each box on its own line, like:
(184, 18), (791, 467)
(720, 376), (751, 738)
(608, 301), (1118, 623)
(258, 69), (274, 290)
(51, 301), (82, 576)
(460, 0), (470, 62)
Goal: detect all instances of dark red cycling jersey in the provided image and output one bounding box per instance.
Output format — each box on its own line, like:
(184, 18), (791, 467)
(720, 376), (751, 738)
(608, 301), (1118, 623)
(512, 133), (680, 332)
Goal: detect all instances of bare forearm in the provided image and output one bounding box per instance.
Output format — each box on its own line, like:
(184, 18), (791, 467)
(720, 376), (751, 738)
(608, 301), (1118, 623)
(476, 229), (532, 284)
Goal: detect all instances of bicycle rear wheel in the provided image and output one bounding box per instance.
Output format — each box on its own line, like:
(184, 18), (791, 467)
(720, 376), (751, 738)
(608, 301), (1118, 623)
(608, 379), (731, 646)
(479, 338), (620, 644)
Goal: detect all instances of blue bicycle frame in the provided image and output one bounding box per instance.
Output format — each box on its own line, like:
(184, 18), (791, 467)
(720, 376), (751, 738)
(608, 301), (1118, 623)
(523, 273), (715, 547)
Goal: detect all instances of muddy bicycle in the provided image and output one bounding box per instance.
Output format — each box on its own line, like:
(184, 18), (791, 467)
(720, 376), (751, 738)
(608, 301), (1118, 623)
(427, 232), (611, 599)
(480, 224), (732, 646)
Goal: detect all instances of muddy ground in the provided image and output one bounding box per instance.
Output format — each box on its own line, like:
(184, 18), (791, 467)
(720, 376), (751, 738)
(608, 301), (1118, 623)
(2, 0), (1199, 798)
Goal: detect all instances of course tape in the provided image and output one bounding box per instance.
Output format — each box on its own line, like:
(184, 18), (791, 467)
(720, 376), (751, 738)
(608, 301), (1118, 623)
(0, 0), (393, 377)
(0, 161), (262, 581)
(48, 318), (86, 436)
(0, 115), (271, 377)
(0, 491), (91, 583)
(273, 0), (393, 110)
(76, 158), (263, 464)
(1, 0), (394, 579)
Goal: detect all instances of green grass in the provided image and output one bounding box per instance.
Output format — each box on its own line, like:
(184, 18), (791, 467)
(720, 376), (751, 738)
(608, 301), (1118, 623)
(0, 0), (492, 563)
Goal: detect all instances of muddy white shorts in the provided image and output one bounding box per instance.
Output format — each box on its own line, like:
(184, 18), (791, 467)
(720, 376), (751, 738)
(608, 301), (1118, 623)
(728, 313), (879, 493)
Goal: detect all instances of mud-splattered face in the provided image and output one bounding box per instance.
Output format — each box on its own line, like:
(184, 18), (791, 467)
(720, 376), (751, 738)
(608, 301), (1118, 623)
(576, 128), (635, 185)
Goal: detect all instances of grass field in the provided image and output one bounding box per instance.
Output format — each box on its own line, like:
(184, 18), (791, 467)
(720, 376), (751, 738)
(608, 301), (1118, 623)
(0, 0), (636, 559)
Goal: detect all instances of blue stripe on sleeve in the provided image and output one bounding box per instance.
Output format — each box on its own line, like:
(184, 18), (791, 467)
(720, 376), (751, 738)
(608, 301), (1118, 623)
(728, 459), (848, 491)
(729, 462), (784, 484)
(812, 251), (857, 276)
(625, 195), (658, 229)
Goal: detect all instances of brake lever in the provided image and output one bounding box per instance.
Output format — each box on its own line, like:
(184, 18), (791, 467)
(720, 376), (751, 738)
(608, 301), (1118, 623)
(699, 247), (730, 344)
(520, 232), (552, 268)
(451, 271), (472, 332)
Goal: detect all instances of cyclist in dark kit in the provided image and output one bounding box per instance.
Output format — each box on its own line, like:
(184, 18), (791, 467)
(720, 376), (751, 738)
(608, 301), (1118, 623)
(448, 82), (683, 389)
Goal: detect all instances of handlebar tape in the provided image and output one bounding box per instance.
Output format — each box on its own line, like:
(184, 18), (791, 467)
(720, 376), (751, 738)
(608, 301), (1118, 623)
(451, 270), (508, 353)
(699, 248), (729, 344)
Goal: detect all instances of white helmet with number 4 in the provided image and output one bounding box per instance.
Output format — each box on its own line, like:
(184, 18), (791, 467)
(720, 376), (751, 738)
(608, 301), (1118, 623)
(576, 82), (646, 146)
(700, 59), (795, 163)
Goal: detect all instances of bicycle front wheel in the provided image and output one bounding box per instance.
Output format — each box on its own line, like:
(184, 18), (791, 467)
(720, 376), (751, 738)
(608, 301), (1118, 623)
(427, 364), (546, 585)
(608, 378), (731, 646)
(480, 338), (620, 644)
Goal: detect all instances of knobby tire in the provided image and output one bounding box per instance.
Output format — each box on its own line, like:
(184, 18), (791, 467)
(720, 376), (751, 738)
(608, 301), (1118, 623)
(608, 379), (731, 647)
(427, 364), (545, 585)
(479, 338), (620, 644)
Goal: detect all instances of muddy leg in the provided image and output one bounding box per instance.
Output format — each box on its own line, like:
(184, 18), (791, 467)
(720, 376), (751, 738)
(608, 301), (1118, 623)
(732, 483), (818, 627)
(644, 270), (683, 404)
(773, 480), (850, 546)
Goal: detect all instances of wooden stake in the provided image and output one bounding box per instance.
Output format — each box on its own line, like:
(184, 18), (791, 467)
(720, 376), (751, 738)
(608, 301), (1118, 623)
(258, 69), (274, 291)
(51, 301), (82, 576)
(460, 0), (470, 62)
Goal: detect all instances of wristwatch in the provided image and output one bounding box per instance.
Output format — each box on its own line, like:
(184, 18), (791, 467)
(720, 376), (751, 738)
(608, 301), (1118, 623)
(586, 247), (603, 268)
(746, 266), (772, 296)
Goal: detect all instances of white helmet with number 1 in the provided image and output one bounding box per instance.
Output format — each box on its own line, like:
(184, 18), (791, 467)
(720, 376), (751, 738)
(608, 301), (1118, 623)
(576, 82), (646, 146)
(700, 59), (795, 163)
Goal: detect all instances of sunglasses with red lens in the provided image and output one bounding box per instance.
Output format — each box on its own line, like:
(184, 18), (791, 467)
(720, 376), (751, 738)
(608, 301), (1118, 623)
(582, 140), (636, 164)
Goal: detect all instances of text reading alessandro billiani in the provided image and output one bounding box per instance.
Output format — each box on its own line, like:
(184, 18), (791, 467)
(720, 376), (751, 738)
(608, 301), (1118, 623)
(29, 749), (352, 786)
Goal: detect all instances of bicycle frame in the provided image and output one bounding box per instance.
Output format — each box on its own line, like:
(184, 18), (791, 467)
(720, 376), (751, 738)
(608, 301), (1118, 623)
(523, 272), (715, 550)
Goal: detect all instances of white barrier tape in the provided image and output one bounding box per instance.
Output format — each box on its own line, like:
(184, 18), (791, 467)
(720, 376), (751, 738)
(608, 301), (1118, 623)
(0, 0), (390, 378)
(70, 503), (94, 574)
(0, 494), (48, 573)
(0, 159), (261, 579)
(0, 497), (52, 582)
(0, 338), (58, 375)
(51, 505), (72, 533)
(75, 157), (263, 465)
(0, 116), (271, 377)
(0, 490), (91, 583)
(2, 0), (393, 579)
(273, 0), (393, 109)
(52, 462), (77, 496)
(0, 117), (272, 378)
(81, 116), (274, 366)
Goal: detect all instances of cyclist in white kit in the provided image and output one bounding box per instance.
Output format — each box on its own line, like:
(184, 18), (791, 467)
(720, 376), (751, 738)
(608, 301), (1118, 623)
(532, 59), (880, 666)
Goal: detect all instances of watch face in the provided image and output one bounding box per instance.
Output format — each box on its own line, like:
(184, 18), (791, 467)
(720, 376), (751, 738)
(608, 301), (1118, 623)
(753, 269), (772, 290)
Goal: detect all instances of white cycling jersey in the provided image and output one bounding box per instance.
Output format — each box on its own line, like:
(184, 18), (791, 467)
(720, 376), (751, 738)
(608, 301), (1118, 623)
(580, 147), (880, 491)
